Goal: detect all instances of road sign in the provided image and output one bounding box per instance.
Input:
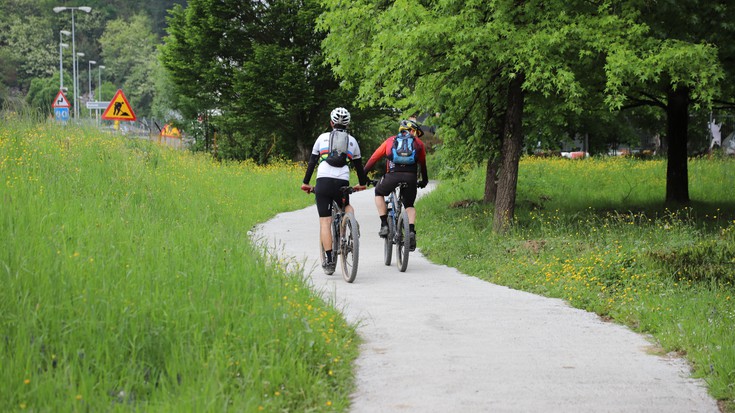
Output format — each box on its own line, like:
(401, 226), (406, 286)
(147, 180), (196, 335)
(86, 101), (110, 110)
(54, 107), (70, 122)
(52, 90), (70, 108)
(101, 89), (136, 121)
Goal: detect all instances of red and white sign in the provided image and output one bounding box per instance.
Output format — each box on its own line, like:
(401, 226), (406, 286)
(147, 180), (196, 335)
(52, 90), (70, 108)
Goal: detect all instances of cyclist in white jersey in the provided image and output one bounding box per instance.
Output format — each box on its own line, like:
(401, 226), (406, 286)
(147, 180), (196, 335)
(301, 107), (368, 272)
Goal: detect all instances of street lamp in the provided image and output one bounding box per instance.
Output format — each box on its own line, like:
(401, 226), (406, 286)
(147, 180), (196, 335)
(76, 52), (85, 118)
(97, 65), (105, 102)
(88, 60), (96, 116)
(53, 6), (92, 118)
(59, 30), (70, 91)
(97, 65), (105, 125)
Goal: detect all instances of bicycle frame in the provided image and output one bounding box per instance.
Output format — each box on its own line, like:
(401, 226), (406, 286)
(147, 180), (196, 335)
(383, 182), (411, 272)
(317, 186), (360, 283)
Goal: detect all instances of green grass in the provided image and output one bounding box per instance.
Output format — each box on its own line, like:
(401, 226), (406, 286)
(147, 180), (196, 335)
(5, 115), (734, 411)
(420, 155), (735, 411)
(1, 117), (358, 412)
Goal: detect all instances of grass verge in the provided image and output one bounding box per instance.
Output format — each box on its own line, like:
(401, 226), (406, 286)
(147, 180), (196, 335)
(0, 118), (358, 412)
(419, 156), (735, 411)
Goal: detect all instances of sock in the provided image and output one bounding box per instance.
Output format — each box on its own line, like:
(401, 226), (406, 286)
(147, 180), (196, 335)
(326, 250), (333, 262)
(380, 215), (388, 226)
(409, 224), (415, 233)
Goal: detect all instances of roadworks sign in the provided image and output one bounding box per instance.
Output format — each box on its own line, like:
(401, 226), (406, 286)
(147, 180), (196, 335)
(102, 89), (136, 121)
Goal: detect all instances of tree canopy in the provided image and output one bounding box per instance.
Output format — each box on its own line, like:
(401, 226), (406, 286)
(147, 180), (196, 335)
(0, 0), (182, 117)
(318, 0), (733, 230)
(1, 0), (733, 203)
(159, 0), (386, 161)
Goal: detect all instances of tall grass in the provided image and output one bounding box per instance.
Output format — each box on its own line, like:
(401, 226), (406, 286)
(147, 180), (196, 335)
(420, 155), (735, 411)
(1, 118), (358, 412)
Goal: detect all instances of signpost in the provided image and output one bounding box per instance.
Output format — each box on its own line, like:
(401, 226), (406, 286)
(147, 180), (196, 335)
(86, 101), (110, 110)
(101, 89), (136, 122)
(54, 107), (70, 122)
(52, 90), (71, 124)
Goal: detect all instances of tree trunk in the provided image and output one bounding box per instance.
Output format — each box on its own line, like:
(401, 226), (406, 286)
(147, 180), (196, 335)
(493, 73), (525, 234)
(483, 155), (499, 203)
(665, 87), (690, 204)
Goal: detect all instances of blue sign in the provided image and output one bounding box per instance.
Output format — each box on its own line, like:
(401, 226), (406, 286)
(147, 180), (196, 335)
(54, 107), (70, 122)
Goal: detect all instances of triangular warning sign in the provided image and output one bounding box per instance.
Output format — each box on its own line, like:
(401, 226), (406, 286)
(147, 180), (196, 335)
(52, 90), (70, 108)
(102, 89), (137, 121)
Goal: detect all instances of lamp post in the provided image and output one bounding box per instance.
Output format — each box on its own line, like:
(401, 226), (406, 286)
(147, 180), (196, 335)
(53, 6), (92, 119)
(76, 52), (85, 118)
(97, 65), (105, 125)
(59, 30), (70, 91)
(88, 60), (96, 116)
(97, 65), (105, 102)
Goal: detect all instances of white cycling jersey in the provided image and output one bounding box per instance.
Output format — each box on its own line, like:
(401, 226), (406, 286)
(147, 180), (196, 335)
(311, 131), (362, 181)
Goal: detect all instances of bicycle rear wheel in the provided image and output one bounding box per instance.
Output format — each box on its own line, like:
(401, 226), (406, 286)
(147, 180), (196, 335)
(383, 217), (395, 265)
(340, 212), (360, 283)
(396, 211), (410, 272)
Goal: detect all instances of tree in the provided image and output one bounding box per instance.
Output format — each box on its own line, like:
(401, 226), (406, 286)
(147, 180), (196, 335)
(604, 1), (729, 203)
(99, 15), (158, 118)
(25, 75), (68, 116)
(160, 0), (374, 162)
(2, 13), (58, 85)
(0, 1), (182, 117)
(318, 0), (641, 232)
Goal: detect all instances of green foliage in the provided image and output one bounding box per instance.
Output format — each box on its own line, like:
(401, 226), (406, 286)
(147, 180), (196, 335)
(160, 0), (369, 161)
(605, 39), (724, 110)
(649, 238), (735, 285)
(99, 15), (158, 117)
(1, 3), (59, 84)
(0, 119), (358, 411)
(317, 0), (649, 180)
(25, 76), (62, 116)
(419, 156), (735, 405)
(0, 1), (175, 120)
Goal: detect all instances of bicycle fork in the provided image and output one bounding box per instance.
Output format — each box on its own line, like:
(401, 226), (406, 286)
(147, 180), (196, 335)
(332, 213), (342, 256)
(386, 197), (398, 243)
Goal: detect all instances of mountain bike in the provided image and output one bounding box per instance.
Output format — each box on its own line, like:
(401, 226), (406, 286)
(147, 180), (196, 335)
(383, 182), (412, 272)
(318, 186), (361, 283)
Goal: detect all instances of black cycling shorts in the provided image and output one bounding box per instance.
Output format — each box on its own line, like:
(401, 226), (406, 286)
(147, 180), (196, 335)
(375, 172), (418, 208)
(314, 177), (350, 217)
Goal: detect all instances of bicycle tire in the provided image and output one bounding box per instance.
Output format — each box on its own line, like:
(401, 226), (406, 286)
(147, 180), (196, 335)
(396, 210), (410, 272)
(384, 217), (395, 265)
(340, 212), (360, 283)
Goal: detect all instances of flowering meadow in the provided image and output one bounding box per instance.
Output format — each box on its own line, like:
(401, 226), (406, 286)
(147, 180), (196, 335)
(0, 117), (358, 412)
(419, 155), (735, 411)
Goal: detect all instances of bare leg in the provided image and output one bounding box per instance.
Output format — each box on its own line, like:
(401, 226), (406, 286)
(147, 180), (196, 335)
(375, 195), (387, 215)
(406, 206), (416, 225)
(320, 216), (332, 252)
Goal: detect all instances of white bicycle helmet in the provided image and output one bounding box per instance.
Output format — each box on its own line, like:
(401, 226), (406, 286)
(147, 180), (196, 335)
(330, 107), (351, 126)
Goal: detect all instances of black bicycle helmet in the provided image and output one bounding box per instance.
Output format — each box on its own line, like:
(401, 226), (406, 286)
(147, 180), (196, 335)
(398, 119), (424, 137)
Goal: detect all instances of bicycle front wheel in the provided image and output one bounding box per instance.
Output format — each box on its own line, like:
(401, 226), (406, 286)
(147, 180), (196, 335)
(340, 212), (360, 283)
(396, 211), (410, 272)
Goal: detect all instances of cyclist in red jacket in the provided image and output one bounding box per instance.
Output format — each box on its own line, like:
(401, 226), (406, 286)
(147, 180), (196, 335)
(364, 119), (428, 250)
